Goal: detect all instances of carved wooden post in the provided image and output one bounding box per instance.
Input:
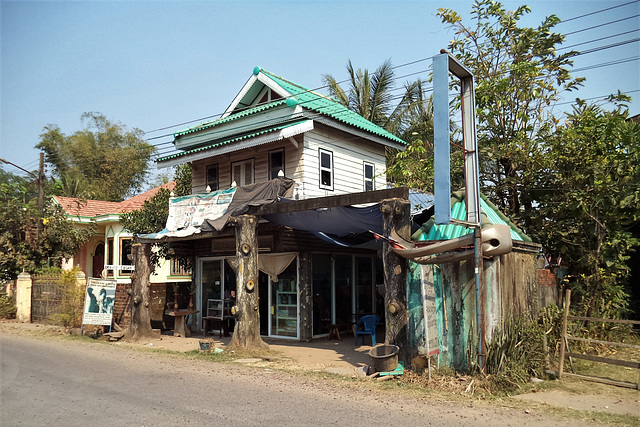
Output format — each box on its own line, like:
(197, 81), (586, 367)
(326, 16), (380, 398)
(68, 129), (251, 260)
(129, 242), (156, 340)
(298, 252), (312, 342)
(228, 215), (268, 350)
(381, 198), (411, 365)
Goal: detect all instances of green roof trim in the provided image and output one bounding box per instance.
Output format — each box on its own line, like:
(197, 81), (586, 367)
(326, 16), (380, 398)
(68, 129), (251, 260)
(412, 191), (532, 242)
(172, 68), (407, 146)
(158, 120), (308, 163)
(175, 100), (289, 137)
(260, 69), (406, 145)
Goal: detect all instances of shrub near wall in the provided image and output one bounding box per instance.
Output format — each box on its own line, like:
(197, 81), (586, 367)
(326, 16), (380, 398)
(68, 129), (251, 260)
(49, 268), (84, 327)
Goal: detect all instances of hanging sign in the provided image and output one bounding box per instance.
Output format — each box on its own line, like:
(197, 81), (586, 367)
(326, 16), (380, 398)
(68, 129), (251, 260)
(82, 278), (117, 326)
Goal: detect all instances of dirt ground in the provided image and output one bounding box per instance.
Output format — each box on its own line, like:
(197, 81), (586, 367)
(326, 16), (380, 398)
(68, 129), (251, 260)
(2, 320), (639, 422)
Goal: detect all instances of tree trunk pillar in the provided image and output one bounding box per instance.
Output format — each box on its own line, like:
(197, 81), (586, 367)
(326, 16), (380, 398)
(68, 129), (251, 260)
(298, 252), (312, 342)
(228, 215), (268, 350)
(129, 242), (157, 340)
(381, 198), (411, 365)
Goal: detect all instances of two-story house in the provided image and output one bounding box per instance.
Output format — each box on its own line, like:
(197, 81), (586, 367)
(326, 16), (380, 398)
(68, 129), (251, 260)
(154, 67), (408, 341)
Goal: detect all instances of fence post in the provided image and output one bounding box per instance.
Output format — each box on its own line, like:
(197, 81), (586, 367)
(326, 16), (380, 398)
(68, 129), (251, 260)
(558, 288), (571, 378)
(15, 272), (32, 323)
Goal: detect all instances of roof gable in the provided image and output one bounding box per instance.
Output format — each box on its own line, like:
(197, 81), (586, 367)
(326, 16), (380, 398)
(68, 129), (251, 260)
(163, 67), (406, 163)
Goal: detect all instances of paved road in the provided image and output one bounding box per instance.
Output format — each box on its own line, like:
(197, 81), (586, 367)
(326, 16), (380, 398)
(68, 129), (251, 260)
(1, 333), (584, 427)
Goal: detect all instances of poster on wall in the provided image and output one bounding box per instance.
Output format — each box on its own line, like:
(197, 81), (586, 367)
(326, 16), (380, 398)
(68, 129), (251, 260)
(82, 278), (117, 326)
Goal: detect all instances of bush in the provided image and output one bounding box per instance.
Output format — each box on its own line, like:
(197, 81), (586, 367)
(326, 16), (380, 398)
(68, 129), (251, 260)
(0, 292), (17, 319)
(48, 268), (84, 327)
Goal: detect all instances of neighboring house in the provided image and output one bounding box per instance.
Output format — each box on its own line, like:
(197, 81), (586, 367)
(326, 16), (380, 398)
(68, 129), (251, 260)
(154, 67), (407, 340)
(53, 182), (192, 329)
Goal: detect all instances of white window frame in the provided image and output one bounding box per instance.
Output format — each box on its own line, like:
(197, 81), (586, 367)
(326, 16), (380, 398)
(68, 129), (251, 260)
(319, 148), (334, 191)
(231, 158), (254, 186)
(363, 161), (375, 192)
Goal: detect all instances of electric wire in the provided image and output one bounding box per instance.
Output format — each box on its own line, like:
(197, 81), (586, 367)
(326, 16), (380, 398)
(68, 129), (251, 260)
(559, 0), (639, 24)
(564, 14), (640, 36)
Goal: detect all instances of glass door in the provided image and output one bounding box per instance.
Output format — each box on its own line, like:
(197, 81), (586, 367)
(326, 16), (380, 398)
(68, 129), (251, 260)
(270, 259), (299, 338)
(312, 254), (333, 336)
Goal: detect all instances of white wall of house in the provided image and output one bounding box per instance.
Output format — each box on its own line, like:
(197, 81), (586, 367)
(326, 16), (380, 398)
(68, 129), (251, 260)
(189, 125), (387, 200)
(301, 126), (387, 199)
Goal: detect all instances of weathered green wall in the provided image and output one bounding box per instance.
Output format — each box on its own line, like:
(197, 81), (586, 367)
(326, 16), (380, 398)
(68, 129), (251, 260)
(407, 244), (539, 371)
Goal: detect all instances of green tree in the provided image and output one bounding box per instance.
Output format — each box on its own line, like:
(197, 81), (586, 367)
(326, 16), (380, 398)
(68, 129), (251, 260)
(0, 169), (39, 276)
(0, 168), (95, 278)
(120, 164), (192, 267)
(37, 112), (156, 202)
(532, 98), (640, 318)
(437, 1), (584, 225)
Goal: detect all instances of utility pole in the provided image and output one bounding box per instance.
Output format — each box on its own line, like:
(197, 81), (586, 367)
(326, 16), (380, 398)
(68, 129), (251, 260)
(37, 152), (45, 242)
(0, 153), (45, 242)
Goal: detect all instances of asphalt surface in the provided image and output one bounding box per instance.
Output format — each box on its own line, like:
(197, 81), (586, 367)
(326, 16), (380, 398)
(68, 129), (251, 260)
(0, 333), (588, 427)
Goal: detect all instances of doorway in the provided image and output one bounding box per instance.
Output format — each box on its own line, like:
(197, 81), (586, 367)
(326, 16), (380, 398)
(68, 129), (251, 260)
(92, 243), (105, 278)
(196, 257), (236, 332)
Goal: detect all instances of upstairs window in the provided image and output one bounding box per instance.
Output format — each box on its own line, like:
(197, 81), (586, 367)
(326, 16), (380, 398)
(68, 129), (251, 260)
(269, 149), (285, 180)
(206, 164), (219, 192)
(231, 159), (254, 186)
(364, 162), (374, 191)
(319, 149), (334, 191)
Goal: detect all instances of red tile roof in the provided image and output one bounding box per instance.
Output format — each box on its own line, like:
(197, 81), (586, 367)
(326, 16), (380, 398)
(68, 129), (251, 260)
(54, 181), (176, 218)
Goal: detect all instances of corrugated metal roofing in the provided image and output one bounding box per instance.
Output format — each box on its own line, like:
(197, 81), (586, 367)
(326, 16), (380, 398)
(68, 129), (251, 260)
(408, 191), (434, 215)
(260, 69), (406, 146)
(412, 193), (531, 242)
(174, 100), (288, 137)
(158, 120), (308, 162)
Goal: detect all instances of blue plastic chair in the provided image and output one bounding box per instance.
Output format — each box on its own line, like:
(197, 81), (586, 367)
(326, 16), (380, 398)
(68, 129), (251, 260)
(355, 315), (379, 346)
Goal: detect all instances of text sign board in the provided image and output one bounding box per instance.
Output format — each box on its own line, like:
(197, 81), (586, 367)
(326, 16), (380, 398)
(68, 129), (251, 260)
(420, 266), (439, 356)
(82, 278), (117, 326)
(104, 265), (135, 271)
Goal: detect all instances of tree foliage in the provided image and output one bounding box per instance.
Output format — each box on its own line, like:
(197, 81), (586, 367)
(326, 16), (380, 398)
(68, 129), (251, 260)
(120, 164), (192, 268)
(0, 169), (95, 279)
(531, 98), (640, 318)
(438, 1), (583, 223)
(0, 169), (39, 276)
(37, 112), (156, 202)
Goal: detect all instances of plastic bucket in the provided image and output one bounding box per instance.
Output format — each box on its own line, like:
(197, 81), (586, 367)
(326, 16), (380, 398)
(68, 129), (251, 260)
(199, 341), (211, 351)
(368, 344), (399, 372)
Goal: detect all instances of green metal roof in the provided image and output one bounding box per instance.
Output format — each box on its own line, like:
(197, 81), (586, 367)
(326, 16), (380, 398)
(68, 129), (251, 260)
(412, 191), (532, 242)
(172, 67), (407, 146)
(259, 69), (406, 146)
(158, 120), (308, 163)
(175, 99), (289, 137)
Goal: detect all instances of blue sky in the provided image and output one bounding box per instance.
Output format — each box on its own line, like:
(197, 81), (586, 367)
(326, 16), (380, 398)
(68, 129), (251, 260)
(1, 0), (638, 185)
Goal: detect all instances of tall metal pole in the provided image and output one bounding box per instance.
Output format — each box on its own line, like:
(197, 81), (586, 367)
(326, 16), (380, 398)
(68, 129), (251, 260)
(37, 152), (45, 242)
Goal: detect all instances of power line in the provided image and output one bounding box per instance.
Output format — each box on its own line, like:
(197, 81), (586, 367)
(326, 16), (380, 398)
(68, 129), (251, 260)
(571, 56), (639, 73)
(565, 14), (640, 36)
(577, 38), (640, 56)
(554, 89), (639, 106)
(560, 0), (639, 24)
(559, 29), (639, 51)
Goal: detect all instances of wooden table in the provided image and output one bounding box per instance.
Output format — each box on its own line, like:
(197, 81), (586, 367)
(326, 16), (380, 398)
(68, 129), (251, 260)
(165, 309), (198, 337)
